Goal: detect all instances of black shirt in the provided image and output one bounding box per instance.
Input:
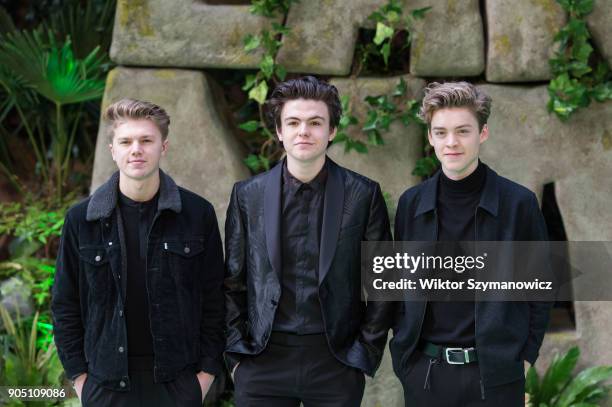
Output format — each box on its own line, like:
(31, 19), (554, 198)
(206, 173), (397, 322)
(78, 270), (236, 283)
(118, 191), (158, 362)
(421, 161), (486, 347)
(272, 160), (327, 334)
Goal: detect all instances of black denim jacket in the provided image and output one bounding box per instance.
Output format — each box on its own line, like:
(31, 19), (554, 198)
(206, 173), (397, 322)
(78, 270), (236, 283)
(51, 170), (225, 391)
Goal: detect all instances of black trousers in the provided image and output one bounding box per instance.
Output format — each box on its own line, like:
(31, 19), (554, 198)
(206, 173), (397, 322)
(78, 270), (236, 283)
(82, 361), (202, 407)
(234, 332), (365, 407)
(400, 351), (525, 407)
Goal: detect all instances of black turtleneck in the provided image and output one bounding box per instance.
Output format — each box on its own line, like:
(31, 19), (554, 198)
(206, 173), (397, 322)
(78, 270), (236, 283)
(421, 161), (486, 347)
(118, 191), (158, 364)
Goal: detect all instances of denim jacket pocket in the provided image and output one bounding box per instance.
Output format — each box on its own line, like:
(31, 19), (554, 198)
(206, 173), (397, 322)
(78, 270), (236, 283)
(79, 246), (112, 304)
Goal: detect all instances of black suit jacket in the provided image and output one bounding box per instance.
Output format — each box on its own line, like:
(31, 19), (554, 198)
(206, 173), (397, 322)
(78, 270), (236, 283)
(224, 158), (393, 376)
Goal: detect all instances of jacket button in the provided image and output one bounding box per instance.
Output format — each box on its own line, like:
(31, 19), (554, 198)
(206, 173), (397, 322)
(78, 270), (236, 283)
(119, 380), (126, 388)
(119, 310), (124, 317)
(95, 255), (101, 262)
(108, 241), (113, 246)
(118, 346), (124, 353)
(184, 247), (190, 254)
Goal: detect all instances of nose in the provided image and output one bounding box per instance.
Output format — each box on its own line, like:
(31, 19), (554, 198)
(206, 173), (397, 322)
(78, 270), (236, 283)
(131, 141), (143, 155)
(446, 132), (459, 147)
(297, 122), (309, 137)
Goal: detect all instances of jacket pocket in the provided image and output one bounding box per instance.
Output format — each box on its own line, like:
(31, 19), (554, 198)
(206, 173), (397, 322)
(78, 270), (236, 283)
(162, 239), (205, 287)
(78, 246), (112, 304)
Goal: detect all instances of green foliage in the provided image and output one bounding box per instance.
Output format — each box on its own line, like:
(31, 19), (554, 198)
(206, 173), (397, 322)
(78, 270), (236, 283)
(0, 1), (113, 201)
(526, 346), (612, 406)
(0, 307), (64, 390)
(356, 0), (430, 73)
(331, 95), (365, 154)
(548, 0), (612, 120)
(239, 0), (298, 173)
(249, 0), (298, 17)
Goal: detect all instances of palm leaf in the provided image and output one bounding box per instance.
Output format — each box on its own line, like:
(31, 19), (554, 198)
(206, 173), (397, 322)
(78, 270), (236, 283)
(538, 346), (580, 403)
(44, 0), (116, 60)
(0, 29), (105, 106)
(556, 366), (612, 406)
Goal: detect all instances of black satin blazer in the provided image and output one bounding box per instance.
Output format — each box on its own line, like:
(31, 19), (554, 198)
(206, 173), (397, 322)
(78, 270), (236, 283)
(223, 158), (393, 377)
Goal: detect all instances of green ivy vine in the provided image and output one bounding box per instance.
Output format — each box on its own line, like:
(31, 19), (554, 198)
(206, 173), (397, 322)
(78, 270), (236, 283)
(548, 0), (612, 120)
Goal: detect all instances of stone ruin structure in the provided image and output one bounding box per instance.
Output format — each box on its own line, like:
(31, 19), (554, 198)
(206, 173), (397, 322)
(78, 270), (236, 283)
(91, 1), (612, 405)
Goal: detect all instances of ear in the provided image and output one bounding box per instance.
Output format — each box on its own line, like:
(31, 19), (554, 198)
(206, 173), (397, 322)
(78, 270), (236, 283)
(109, 143), (115, 162)
(328, 126), (337, 142)
(276, 126), (283, 142)
(427, 129), (434, 147)
(161, 138), (169, 156)
(479, 124), (489, 144)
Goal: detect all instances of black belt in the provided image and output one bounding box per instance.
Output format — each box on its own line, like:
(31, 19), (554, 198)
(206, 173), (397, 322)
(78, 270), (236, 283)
(421, 342), (478, 365)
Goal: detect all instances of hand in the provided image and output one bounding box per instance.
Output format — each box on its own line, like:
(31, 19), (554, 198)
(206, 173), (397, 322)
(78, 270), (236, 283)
(196, 371), (215, 402)
(231, 362), (240, 382)
(73, 373), (87, 400)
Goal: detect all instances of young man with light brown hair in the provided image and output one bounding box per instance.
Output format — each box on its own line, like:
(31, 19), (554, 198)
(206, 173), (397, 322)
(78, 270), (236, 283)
(52, 99), (224, 406)
(391, 82), (552, 406)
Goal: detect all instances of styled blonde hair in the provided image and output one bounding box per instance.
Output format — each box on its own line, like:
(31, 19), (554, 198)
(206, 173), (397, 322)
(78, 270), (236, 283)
(419, 82), (492, 131)
(103, 98), (170, 141)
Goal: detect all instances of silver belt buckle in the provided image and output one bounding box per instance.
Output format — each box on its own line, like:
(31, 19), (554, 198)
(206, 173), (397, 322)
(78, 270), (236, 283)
(445, 347), (465, 364)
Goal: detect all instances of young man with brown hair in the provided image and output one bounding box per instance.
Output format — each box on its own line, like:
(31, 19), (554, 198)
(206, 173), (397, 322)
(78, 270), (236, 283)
(224, 76), (393, 406)
(52, 99), (224, 406)
(391, 82), (552, 406)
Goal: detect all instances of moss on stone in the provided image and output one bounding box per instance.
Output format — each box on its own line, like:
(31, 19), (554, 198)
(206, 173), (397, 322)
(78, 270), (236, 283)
(493, 35), (512, 56)
(154, 70), (177, 80)
(602, 130), (612, 151)
(117, 0), (154, 37)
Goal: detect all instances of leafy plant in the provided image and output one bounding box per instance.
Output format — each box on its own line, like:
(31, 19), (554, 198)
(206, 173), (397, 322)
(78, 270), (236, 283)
(548, 0), (612, 120)
(354, 0), (430, 74)
(526, 346), (612, 406)
(239, 0), (299, 173)
(0, 306), (64, 400)
(0, 1), (114, 201)
(331, 95), (364, 154)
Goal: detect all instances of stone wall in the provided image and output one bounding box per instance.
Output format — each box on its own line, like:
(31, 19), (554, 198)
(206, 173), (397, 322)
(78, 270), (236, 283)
(93, 1), (612, 405)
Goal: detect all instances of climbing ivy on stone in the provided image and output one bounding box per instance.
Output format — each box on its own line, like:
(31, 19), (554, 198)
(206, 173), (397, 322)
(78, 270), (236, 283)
(240, 0), (299, 173)
(355, 0), (430, 75)
(548, 0), (612, 120)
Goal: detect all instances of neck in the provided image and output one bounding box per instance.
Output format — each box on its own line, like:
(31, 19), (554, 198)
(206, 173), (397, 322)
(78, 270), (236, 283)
(442, 158), (479, 181)
(119, 170), (160, 202)
(286, 155), (326, 183)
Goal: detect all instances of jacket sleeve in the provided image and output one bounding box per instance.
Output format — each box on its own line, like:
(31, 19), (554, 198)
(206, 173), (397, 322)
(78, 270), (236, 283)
(198, 204), (226, 376)
(523, 193), (554, 364)
(51, 209), (88, 380)
(357, 182), (395, 376)
(223, 184), (248, 371)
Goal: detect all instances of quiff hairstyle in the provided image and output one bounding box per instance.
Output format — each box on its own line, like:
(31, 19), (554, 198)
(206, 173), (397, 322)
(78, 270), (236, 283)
(264, 76), (342, 132)
(103, 98), (171, 141)
(419, 82), (492, 131)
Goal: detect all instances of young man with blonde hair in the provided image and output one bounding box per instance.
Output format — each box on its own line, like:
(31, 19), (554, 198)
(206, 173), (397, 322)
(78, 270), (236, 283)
(52, 99), (224, 406)
(391, 82), (552, 406)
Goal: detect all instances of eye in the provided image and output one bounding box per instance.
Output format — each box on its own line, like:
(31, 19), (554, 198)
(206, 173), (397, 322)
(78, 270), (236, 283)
(142, 139), (152, 143)
(310, 121), (321, 126)
(119, 140), (129, 145)
(287, 121), (298, 127)
(434, 131), (445, 137)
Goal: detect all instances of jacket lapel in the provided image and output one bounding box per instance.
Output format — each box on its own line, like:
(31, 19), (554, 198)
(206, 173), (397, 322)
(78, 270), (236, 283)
(264, 161), (283, 281)
(319, 159), (344, 285)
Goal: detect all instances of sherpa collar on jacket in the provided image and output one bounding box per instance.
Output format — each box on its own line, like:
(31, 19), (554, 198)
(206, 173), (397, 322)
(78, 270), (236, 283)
(86, 169), (182, 221)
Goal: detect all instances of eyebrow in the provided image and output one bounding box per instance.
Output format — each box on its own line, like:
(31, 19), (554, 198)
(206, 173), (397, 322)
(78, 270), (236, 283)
(431, 124), (474, 130)
(284, 115), (326, 122)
